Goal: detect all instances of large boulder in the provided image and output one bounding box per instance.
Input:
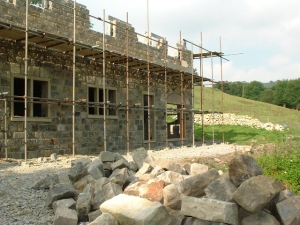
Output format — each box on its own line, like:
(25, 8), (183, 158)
(157, 171), (184, 185)
(99, 151), (115, 162)
(109, 168), (130, 186)
(135, 162), (153, 177)
(111, 158), (130, 171)
(190, 163), (208, 176)
(100, 194), (171, 225)
(163, 184), (181, 209)
(124, 178), (165, 202)
(228, 154), (263, 186)
(181, 195), (238, 225)
(181, 217), (211, 225)
(68, 162), (88, 183)
(103, 182), (123, 201)
(88, 210), (102, 223)
(89, 213), (119, 225)
(204, 176), (237, 202)
(74, 175), (94, 192)
(71, 158), (92, 167)
(276, 196), (300, 225)
(176, 168), (220, 198)
(53, 207), (78, 225)
(53, 171), (72, 185)
(87, 163), (104, 180)
(46, 182), (78, 207)
(131, 147), (149, 169)
(168, 162), (186, 175)
(76, 192), (92, 222)
(233, 175), (285, 213)
(52, 198), (76, 213)
(242, 211), (280, 225)
(91, 189), (106, 211)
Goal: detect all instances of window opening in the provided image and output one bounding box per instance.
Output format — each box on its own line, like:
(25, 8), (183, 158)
(143, 94), (155, 141)
(88, 87), (116, 116)
(167, 104), (185, 139)
(13, 77), (49, 118)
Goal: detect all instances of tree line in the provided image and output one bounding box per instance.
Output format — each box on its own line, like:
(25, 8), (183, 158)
(214, 79), (300, 109)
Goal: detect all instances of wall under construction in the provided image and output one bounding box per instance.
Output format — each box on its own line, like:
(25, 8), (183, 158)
(0, 0), (205, 159)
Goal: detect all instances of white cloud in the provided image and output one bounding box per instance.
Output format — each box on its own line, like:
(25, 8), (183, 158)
(77, 0), (300, 82)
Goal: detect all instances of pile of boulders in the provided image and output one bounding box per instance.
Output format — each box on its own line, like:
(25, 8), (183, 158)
(32, 148), (299, 225)
(194, 113), (285, 131)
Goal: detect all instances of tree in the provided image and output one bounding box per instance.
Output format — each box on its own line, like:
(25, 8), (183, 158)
(272, 80), (288, 106)
(283, 79), (300, 109)
(244, 81), (265, 101)
(260, 89), (274, 104)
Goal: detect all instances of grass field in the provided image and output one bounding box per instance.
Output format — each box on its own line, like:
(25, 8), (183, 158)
(194, 87), (300, 134)
(193, 87), (300, 194)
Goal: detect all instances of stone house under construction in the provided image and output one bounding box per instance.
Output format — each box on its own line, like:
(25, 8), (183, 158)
(0, 0), (208, 159)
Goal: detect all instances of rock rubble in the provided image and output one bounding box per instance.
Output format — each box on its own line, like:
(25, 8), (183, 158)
(194, 113), (285, 131)
(1, 146), (299, 225)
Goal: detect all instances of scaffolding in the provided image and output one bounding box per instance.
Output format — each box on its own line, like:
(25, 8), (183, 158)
(0, 0), (228, 161)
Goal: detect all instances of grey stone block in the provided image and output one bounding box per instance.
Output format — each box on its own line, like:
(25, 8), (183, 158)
(181, 196), (238, 225)
(276, 196), (300, 225)
(229, 154), (263, 186)
(100, 194), (171, 225)
(53, 207), (78, 225)
(233, 175), (285, 213)
(46, 182), (78, 208)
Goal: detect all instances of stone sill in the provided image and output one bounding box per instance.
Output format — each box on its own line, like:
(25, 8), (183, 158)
(87, 115), (118, 120)
(11, 116), (52, 122)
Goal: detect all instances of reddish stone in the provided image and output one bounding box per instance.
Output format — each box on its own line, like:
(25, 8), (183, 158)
(124, 179), (165, 202)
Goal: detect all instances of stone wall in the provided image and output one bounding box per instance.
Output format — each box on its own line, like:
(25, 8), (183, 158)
(0, 0), (192, 72)
(0, 38), (193, 159)
(194, 113), (284, 131)
(0, 0), (195, 159)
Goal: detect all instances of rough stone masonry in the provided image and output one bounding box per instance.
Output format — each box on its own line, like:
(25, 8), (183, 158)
(0, 0), (196, 159)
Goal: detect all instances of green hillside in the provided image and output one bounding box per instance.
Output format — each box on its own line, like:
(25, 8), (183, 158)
(194, 87), (300, 134)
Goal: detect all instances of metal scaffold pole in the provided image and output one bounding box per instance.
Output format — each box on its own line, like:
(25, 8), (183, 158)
(200, 32), (205, 145)
(4, 97), (8, 160)
(180, 31), (184, 148)
(220, 36), (224, 143)
(146, 0), (151, 150)
(103, 9), (107, 152)
(24, 0), (29, 162)
(191, 43), (195, 148)
(126, 12), (130, 153)
(72, 0), (76, 158)
(164, 38), (168, 150)
(211, 51), (215, 144)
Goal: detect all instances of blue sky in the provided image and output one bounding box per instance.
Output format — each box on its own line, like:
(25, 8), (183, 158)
(76, 0), (300, 83)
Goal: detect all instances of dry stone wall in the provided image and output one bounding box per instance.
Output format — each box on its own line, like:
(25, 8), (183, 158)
(194, 113), (284, 131)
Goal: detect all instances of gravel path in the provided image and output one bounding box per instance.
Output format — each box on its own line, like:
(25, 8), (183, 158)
(0, 143), (247, 225)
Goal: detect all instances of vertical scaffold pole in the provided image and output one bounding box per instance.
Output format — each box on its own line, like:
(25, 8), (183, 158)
(4, 97), (7, 160)
(72, 0), (76, 158)
(200, 32), (204, 145)
(164, 38), (168, 150)
(146, 0), (151, 150)
(191, 43), (195, 148)
(180, 31), (184, 148)
(210, 51), (214, 144)
(24, 0), (29, 162)
(126, 12), (130, 153)
(220, 36), (224, 143)
(103, 9), (107, 152)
